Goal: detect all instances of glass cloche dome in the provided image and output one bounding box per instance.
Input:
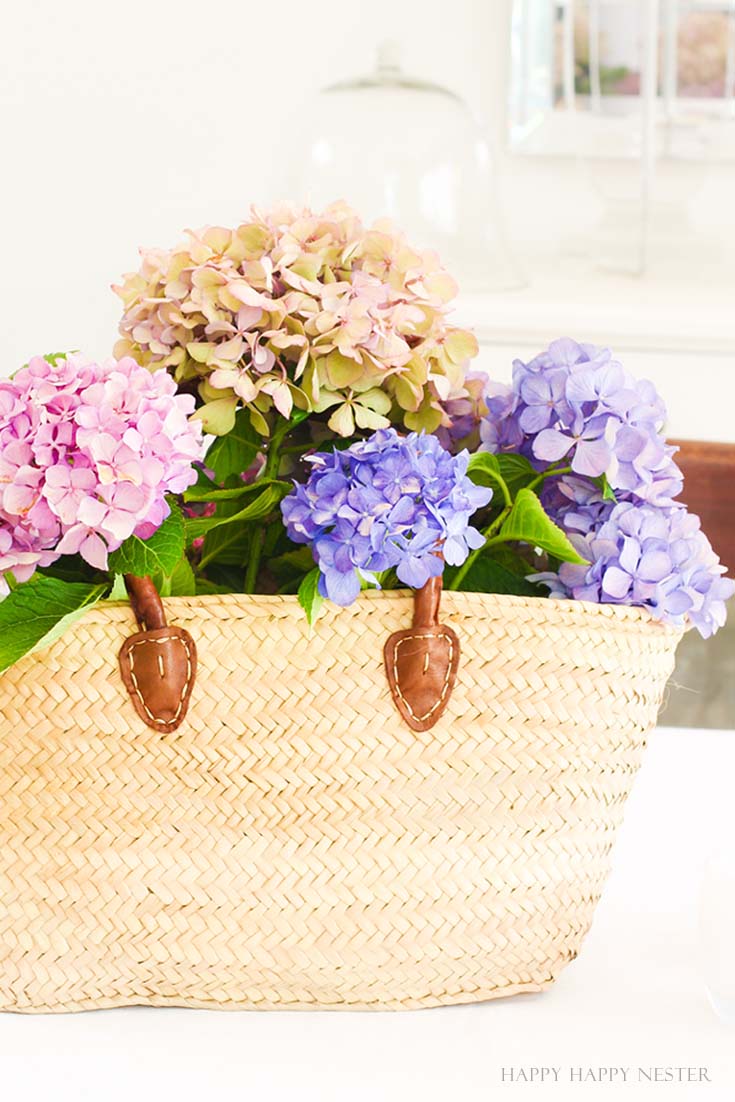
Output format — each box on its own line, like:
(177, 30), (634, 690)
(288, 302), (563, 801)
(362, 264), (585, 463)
(288, 41), (522, 292)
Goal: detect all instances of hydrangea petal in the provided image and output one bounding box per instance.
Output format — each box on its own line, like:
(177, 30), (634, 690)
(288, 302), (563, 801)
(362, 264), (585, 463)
(281, 429), (491, 608)
(114, 202), (480, 439)
(533, 428), (574, 463)
(602, 565), (632, 599)
(0, 354), (205, 595)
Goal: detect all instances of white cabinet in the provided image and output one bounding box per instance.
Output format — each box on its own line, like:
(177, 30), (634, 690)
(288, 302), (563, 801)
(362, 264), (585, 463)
(455, 268), (735, 443)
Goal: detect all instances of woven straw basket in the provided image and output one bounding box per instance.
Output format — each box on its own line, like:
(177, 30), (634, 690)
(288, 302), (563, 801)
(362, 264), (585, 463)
(0, 589), (681, 1013)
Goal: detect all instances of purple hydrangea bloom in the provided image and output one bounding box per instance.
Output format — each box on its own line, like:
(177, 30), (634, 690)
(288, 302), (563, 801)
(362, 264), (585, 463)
(540, 473), (612, 536)
(281, 428), (492, 606)
(435, 371), (490, 453)
(531, 499), (734, 638)
(480, 337), (683, 506)
(479, 380), (525, 454)
(518, 369), (572, 435)
(0, 353), (205, 593)
(488, 343), (734, 636)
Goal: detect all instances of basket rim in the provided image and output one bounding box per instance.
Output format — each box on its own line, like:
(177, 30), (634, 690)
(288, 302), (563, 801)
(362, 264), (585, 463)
(88, 586), (684, 637)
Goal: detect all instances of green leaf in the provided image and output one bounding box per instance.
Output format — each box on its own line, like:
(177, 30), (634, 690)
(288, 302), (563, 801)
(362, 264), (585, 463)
(184, 483), (286, 543)
(269, 546), (317, 583)
(498, 488), (587, 564)
(0, 577), (107, 674)
(281, 408), (310, 433)
(108, 573), (128, 601)
(187, 465), (220, 494)
(196, 484), (288, 570)
(183, 478), (290, 504)
(450, 554), (542, 596)
(298, 567), (323, 628)
(599, 474), (618, 502)
(249, 407), (270, 437)
(160, 557), (197, 597)
(194, 577), (233, 595)
(495, 453), (537, 496)
(262, 517), (293, 561)
(467, 452), (507, 499)
(489, 545), (538, 578)
(467, 453), (501, 476)
(199, 525), (253, 570)
(108, 502), (185, 580)
(198, 564), (245, 592)
(43, 350), (77, 366)
(467, 452), (538, 506)
(38, 558), (100, 584)
(203, 408), (262, 482)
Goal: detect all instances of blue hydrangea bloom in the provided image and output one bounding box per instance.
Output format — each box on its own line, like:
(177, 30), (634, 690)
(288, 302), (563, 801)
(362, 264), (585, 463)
(281, 429), (492, 606)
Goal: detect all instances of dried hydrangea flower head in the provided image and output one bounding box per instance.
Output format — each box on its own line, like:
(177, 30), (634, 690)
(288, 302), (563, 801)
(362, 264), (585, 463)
(0, 354), (205, 594)
(114, 201), (479, 439)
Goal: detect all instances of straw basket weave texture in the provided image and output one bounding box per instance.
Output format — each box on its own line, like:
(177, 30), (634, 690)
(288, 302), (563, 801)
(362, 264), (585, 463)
(0, 590), (681, 1013)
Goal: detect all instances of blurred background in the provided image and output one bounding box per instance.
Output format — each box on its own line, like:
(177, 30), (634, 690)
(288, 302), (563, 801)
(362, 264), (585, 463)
(1, 0), (732, 725)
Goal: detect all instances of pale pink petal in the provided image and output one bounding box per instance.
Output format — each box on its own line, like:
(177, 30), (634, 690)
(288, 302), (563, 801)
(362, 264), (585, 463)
(79, 532), (109, 570)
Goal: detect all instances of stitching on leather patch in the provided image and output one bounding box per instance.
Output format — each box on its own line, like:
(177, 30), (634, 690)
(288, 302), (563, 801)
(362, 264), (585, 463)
(126, 634), (193, 727)
(392, 630), (454, 722)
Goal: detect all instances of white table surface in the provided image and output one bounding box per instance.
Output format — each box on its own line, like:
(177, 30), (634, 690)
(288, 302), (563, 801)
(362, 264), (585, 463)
(1, 726), (733, 1102)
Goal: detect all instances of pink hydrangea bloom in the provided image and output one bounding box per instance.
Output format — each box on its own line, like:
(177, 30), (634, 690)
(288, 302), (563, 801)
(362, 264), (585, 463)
(0, 354), (205, 592)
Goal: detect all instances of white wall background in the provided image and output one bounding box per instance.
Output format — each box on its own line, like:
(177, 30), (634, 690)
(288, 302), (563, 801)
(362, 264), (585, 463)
(1, 0), (734, 439)
(0, 0), (505, 367)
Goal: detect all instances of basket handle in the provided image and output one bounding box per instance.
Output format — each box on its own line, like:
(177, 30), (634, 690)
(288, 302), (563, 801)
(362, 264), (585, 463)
(124, 574), (167, 631)
(117, 575), (197, 733)
(383, 577), (460, 732)
(117, 574), (456, 734)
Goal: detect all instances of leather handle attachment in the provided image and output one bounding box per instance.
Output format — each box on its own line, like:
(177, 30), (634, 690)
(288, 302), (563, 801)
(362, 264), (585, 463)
(118, 573), (455, 734)
(383, 576), (460, 732)
(118, 575), (197, 733)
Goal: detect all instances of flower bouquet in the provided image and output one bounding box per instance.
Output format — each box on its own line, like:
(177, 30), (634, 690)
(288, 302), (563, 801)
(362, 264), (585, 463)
(0, 202), (730, 1013)
(1, 202), (729, 669)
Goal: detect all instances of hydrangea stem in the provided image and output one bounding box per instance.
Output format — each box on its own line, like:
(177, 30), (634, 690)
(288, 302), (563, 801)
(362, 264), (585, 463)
(448, 505), (512, 591)
(243, 530), (264, 594)
(526, 464), (572, 493)
(242, 418), (290, 593)
(449, 465), (573, 592)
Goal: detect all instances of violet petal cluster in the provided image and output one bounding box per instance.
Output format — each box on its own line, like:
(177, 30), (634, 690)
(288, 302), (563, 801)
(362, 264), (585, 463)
(532, 496), (734, 638)
(480, 337), (682, 506)
(481, 339), (733, 636)
(281, 428), (492, 605)
(0, 354), (206, 593)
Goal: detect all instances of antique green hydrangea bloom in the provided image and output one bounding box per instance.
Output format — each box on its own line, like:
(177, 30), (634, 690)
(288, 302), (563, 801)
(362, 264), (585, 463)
(114, 201), (479, 437)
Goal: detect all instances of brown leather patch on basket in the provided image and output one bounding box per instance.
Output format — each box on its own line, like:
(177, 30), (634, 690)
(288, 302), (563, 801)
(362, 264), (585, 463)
(119, 626), (196, 733)
(384, 624), (460, 732)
